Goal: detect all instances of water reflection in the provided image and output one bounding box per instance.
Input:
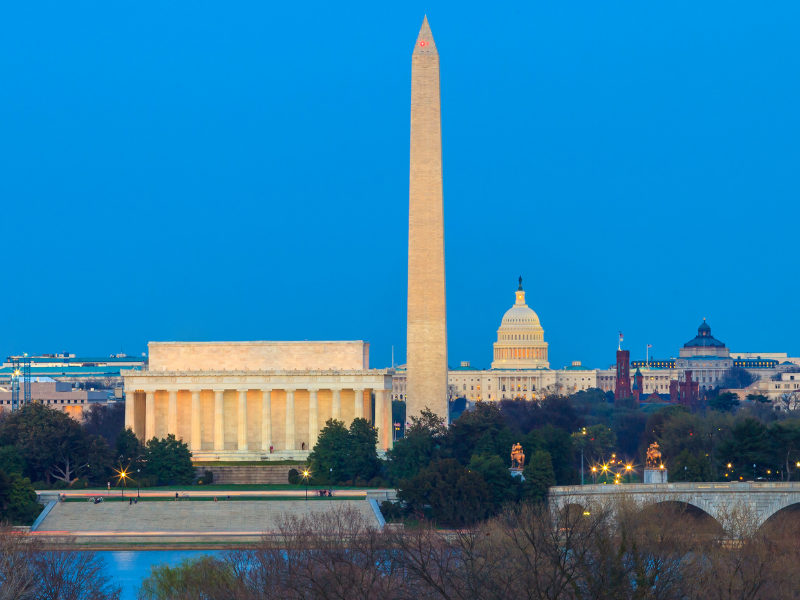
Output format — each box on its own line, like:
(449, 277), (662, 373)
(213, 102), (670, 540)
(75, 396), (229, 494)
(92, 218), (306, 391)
(100, 550), (218, 600)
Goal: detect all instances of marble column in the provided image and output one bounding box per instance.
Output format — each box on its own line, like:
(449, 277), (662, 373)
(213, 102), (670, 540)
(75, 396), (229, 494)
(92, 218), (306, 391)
(354, 388), (364, 420)
(385, 390), (394, 450)
(191, 391), (201, 451)
(375, 389), (384, 450)
(285, 389), (296, 451)
(145, 391), (156, 440)
(238, 390), (248, 451)
(308, 389), (319, 449)
(125, 390), (135, 431)
(167, 391), (178, 436)
(331, 389), (341, 420)
(214, 389), (225, 451)
(261, 389), (272, 451)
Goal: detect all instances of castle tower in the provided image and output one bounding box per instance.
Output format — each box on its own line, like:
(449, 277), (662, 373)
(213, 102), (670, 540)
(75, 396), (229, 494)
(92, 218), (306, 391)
(406, 16), (448, 422)
(615, 350), (631, 401)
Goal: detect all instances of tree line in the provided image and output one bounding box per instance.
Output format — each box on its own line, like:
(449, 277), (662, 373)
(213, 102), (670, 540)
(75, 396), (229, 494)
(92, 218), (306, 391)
(0, 403), (195, 524)
(309, 387), (800, 525)
(134, 498), (800, 600)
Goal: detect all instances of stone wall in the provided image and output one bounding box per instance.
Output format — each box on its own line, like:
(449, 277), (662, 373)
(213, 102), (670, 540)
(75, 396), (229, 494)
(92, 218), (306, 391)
(149, 341), (369, 372)
(194, 465), (296, 485)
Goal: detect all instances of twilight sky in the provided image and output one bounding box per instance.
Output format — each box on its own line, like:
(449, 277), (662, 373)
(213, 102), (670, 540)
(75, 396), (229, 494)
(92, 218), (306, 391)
(1, 2), (798, 370)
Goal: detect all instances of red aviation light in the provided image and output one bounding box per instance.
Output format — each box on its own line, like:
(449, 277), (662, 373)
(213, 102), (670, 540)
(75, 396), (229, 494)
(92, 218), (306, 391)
(420, 41), (429, 46)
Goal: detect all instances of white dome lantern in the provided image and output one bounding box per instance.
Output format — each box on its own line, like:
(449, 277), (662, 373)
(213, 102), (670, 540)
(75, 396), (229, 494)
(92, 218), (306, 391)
(491, 277), (549, 370)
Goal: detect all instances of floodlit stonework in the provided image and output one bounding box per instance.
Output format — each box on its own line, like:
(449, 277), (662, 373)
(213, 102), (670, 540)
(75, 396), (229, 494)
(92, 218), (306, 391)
(406, 16), (449, 422)
(122, 341), (393, 460)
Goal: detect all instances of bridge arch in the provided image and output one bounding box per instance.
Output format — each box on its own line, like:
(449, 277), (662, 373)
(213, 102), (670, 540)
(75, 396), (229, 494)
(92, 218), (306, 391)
(641, 499), (724, 534)
(758, 496), (800, 533)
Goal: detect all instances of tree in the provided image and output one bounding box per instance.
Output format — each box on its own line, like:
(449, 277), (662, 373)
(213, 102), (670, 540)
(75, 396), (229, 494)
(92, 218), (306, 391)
(308, 418), (380, 484)
(0, 404), (94, 484)
(571, 424), (616, 466)
(0, 446), (25, 476)
(397, 458), (491, 525)
(143, 434), (194, 485)
(768, 421), (800, 481)
(775, 391), (800, 412)
(746, 394), (771, 404)
(521, 451), (555, 502)
(0, 470), (42, 525)
(468, 453), (517, 508)
(345, 418), (381, 482)
(82, 403), (126, 447)
(523, 424), (576, 485)
(308, 419), (350, 483)
(670, 449), (712, 482)
(717, 418), (769, 479)
(709, 391), (740, 413)
(447, 401), (513, 465)
(116, 427), (143, 471)
(386, 408), (447, 483)
(719, 367), (756, 390)
(85, 435), (114, 484)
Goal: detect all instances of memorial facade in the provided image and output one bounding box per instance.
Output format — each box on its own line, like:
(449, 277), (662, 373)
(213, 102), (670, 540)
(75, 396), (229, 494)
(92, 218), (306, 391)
(122, 341), (394, 460)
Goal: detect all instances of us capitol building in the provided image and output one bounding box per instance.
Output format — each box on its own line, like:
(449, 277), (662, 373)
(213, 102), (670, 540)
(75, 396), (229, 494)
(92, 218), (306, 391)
(391, 278), (799, 404)
(392, 278), (599, 402)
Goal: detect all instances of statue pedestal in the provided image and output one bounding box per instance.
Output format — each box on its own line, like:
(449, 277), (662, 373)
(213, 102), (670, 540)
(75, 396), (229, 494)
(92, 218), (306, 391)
(509, 468), (525, 481)
(644, 468), (668, 484)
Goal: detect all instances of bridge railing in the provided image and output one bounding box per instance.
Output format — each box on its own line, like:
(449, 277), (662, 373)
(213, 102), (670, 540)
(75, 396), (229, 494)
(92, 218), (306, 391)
(551, 482), (800, 494)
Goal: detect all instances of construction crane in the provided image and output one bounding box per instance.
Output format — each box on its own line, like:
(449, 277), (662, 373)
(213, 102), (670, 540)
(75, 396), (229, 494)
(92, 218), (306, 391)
(9, 354), (32, 410)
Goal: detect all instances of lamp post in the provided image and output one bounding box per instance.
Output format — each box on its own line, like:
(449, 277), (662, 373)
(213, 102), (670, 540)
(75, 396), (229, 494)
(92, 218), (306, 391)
(137, 469), (141, 498)
(754, 463), (757, 481)
(626, 464), (632, 484)
(302, 469), (310, 501)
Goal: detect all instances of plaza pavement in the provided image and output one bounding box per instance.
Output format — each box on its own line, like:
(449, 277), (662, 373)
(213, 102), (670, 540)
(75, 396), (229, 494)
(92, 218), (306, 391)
(34, 498), (382, 544)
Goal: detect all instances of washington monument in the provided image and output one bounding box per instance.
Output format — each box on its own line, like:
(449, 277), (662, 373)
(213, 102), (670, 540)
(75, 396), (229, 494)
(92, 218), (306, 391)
(406, 16), (448, 422)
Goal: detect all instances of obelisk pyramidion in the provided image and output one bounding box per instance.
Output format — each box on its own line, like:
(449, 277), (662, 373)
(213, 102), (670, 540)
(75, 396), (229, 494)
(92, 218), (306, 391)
(406, 16), (449, 423)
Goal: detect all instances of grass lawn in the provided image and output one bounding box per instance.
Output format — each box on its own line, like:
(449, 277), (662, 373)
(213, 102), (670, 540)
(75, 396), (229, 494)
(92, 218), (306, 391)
(74, 484), (384, 492)
(65, 495), (362, 502)
(192, 461), (305, 466)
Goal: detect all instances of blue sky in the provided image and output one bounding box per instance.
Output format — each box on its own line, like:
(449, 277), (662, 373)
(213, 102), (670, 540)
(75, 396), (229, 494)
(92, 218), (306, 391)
(1, 2), (798, 370)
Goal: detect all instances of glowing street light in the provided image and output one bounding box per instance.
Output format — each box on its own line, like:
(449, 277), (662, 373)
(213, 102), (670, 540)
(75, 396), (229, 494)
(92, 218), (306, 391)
(301, 469), (311, 501)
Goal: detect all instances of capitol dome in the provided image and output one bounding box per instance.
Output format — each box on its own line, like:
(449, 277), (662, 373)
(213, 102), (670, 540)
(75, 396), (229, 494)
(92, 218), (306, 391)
(491, 277), (549, 369)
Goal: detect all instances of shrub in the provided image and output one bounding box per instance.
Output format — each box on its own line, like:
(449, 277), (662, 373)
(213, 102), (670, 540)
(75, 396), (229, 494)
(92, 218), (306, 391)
(288, 469), (300, 484)
(368, 477), (386, 488)
(380, 500), (406, 521)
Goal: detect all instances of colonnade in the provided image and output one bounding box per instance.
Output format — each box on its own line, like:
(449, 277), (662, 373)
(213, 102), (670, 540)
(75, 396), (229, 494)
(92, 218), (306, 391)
(494, 347), (546, 360)
(125, 386), (393, 454)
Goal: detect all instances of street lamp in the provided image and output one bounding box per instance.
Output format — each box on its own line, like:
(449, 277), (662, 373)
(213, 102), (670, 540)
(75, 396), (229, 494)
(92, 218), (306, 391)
(626, 464), (632, 484)
(118, 470), (128, 498)
(137, 469), (141, 498)
(301, 469), (311, 501)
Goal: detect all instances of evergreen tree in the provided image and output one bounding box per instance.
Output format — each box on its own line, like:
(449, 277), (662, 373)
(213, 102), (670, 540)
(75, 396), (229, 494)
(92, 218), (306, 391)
(0, 446), (25, 476)
(709, 391), (740, 413)
(521, 451), (556, 502)
(143, 434), (194, 485)
(308, 419), (350, 483)
(347, 418), (381, 483)
(671, 449), (712, 482)
(468, 453), (517, 508)
(397, 458), (491, 525)
(386, 408), (447, 483)
(308, 418), (381, 484)
(116, 427), (143, 471)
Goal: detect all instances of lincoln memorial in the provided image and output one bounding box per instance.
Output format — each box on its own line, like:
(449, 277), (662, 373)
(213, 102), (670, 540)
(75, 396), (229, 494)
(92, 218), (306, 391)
(122, 341), (394, 460)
